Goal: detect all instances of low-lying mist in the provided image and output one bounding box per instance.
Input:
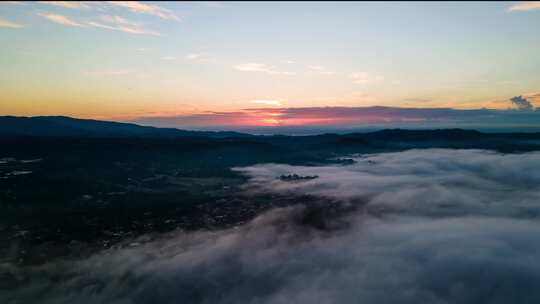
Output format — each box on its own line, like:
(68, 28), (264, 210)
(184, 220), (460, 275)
(4, 149), (540, 304)
(235, 149), (540, 218)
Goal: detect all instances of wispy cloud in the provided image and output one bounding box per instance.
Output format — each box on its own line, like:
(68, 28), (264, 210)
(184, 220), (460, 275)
(38, 12), (85, 27)
(38, 1), (89, 9)
(0, 1), (26, 5)
(84, 69), (149, 79)
(38, 1), (181, 21)
(350, 72), (384, 84)
(350, 72), (370, 84)
(185, 53), (214, 63)
(107, 1), (180, 21)
(38, 12), (161, 36)
(307, 65), (336, 75)
(250, 99), (283, 107)
(508, 1), (540, 11)
(185, 53), (199, 60)
(308, 65), (324, 71)
(160, 54), (215, 62)
(524, 92), (540, 103)
(186, 53), (202, 60)
(234, 63), (295, 75)
(84, 69), (131, 76)
(89, 14), (160, 36)
(87, 21), (160, 36)
(0, 18), (23, 28)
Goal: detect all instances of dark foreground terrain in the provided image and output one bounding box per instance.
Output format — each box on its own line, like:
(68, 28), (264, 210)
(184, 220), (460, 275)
(2, 117), (540, 266)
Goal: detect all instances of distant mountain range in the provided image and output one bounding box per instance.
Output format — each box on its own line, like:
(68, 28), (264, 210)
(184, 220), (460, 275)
(0, 116), (251, 138)
(2, 116), (540, 144)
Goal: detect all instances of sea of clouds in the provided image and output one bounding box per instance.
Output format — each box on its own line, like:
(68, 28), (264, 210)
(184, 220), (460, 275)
(3, 149), (540, 304)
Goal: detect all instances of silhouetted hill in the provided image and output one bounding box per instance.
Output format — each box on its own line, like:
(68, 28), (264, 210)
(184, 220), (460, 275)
(0, 116), (251, 138)
(365, 128), (485, 140)
(2, 116), (540, 150)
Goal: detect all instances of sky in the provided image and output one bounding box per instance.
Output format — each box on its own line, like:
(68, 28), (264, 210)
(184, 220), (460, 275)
(1, 1), (539, 131)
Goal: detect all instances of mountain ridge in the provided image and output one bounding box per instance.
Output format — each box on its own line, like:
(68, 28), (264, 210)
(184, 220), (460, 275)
(0, 116), (252, 138)
(2, 115), (540, 139)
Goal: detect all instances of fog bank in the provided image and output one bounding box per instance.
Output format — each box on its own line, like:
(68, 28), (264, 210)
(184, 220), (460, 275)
(4, 149), (540, 304)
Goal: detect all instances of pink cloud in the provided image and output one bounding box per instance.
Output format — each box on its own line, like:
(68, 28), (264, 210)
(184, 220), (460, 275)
(38, 12), (84, 27)
(107, 1), (180, 21)
(128, 105), (540, 131)
(0, 18), (23, 28)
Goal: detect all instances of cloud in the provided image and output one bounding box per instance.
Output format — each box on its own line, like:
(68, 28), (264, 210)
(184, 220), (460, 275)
(510, 95), (535, 111)
(307, 65), (336, 75)
(87, 21), (159, 35)
(350, 72), (384, 84)
(250, 99), (283, 106)
(133, 110), (281, 128)
(88, 15), (161, 36)
(6, 149), (540, 303)
(308, 65), (324, 71)
(38, 1), (88, 9)
(107, 1), (180, 21)
(37, 12), (84, 27)
(235, 149), (540, 216)
(234, 63), (295, 75)
(185, 53), (202, 60)
(509, 1), (540, 11)
(84, 69), (131, 76)
(37, 11), (160, 35)
(350, 72), (370, 84)
(130, 105), (540, 131)
(0, 1), (26, 5)
(525, 92), (540, 104)
(0, 18), (23, 28)
(185, 53), (215, 63)
(159, 54), (215, 63)
(84, 69), (149, 80)
(37, 1), (180, 21)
